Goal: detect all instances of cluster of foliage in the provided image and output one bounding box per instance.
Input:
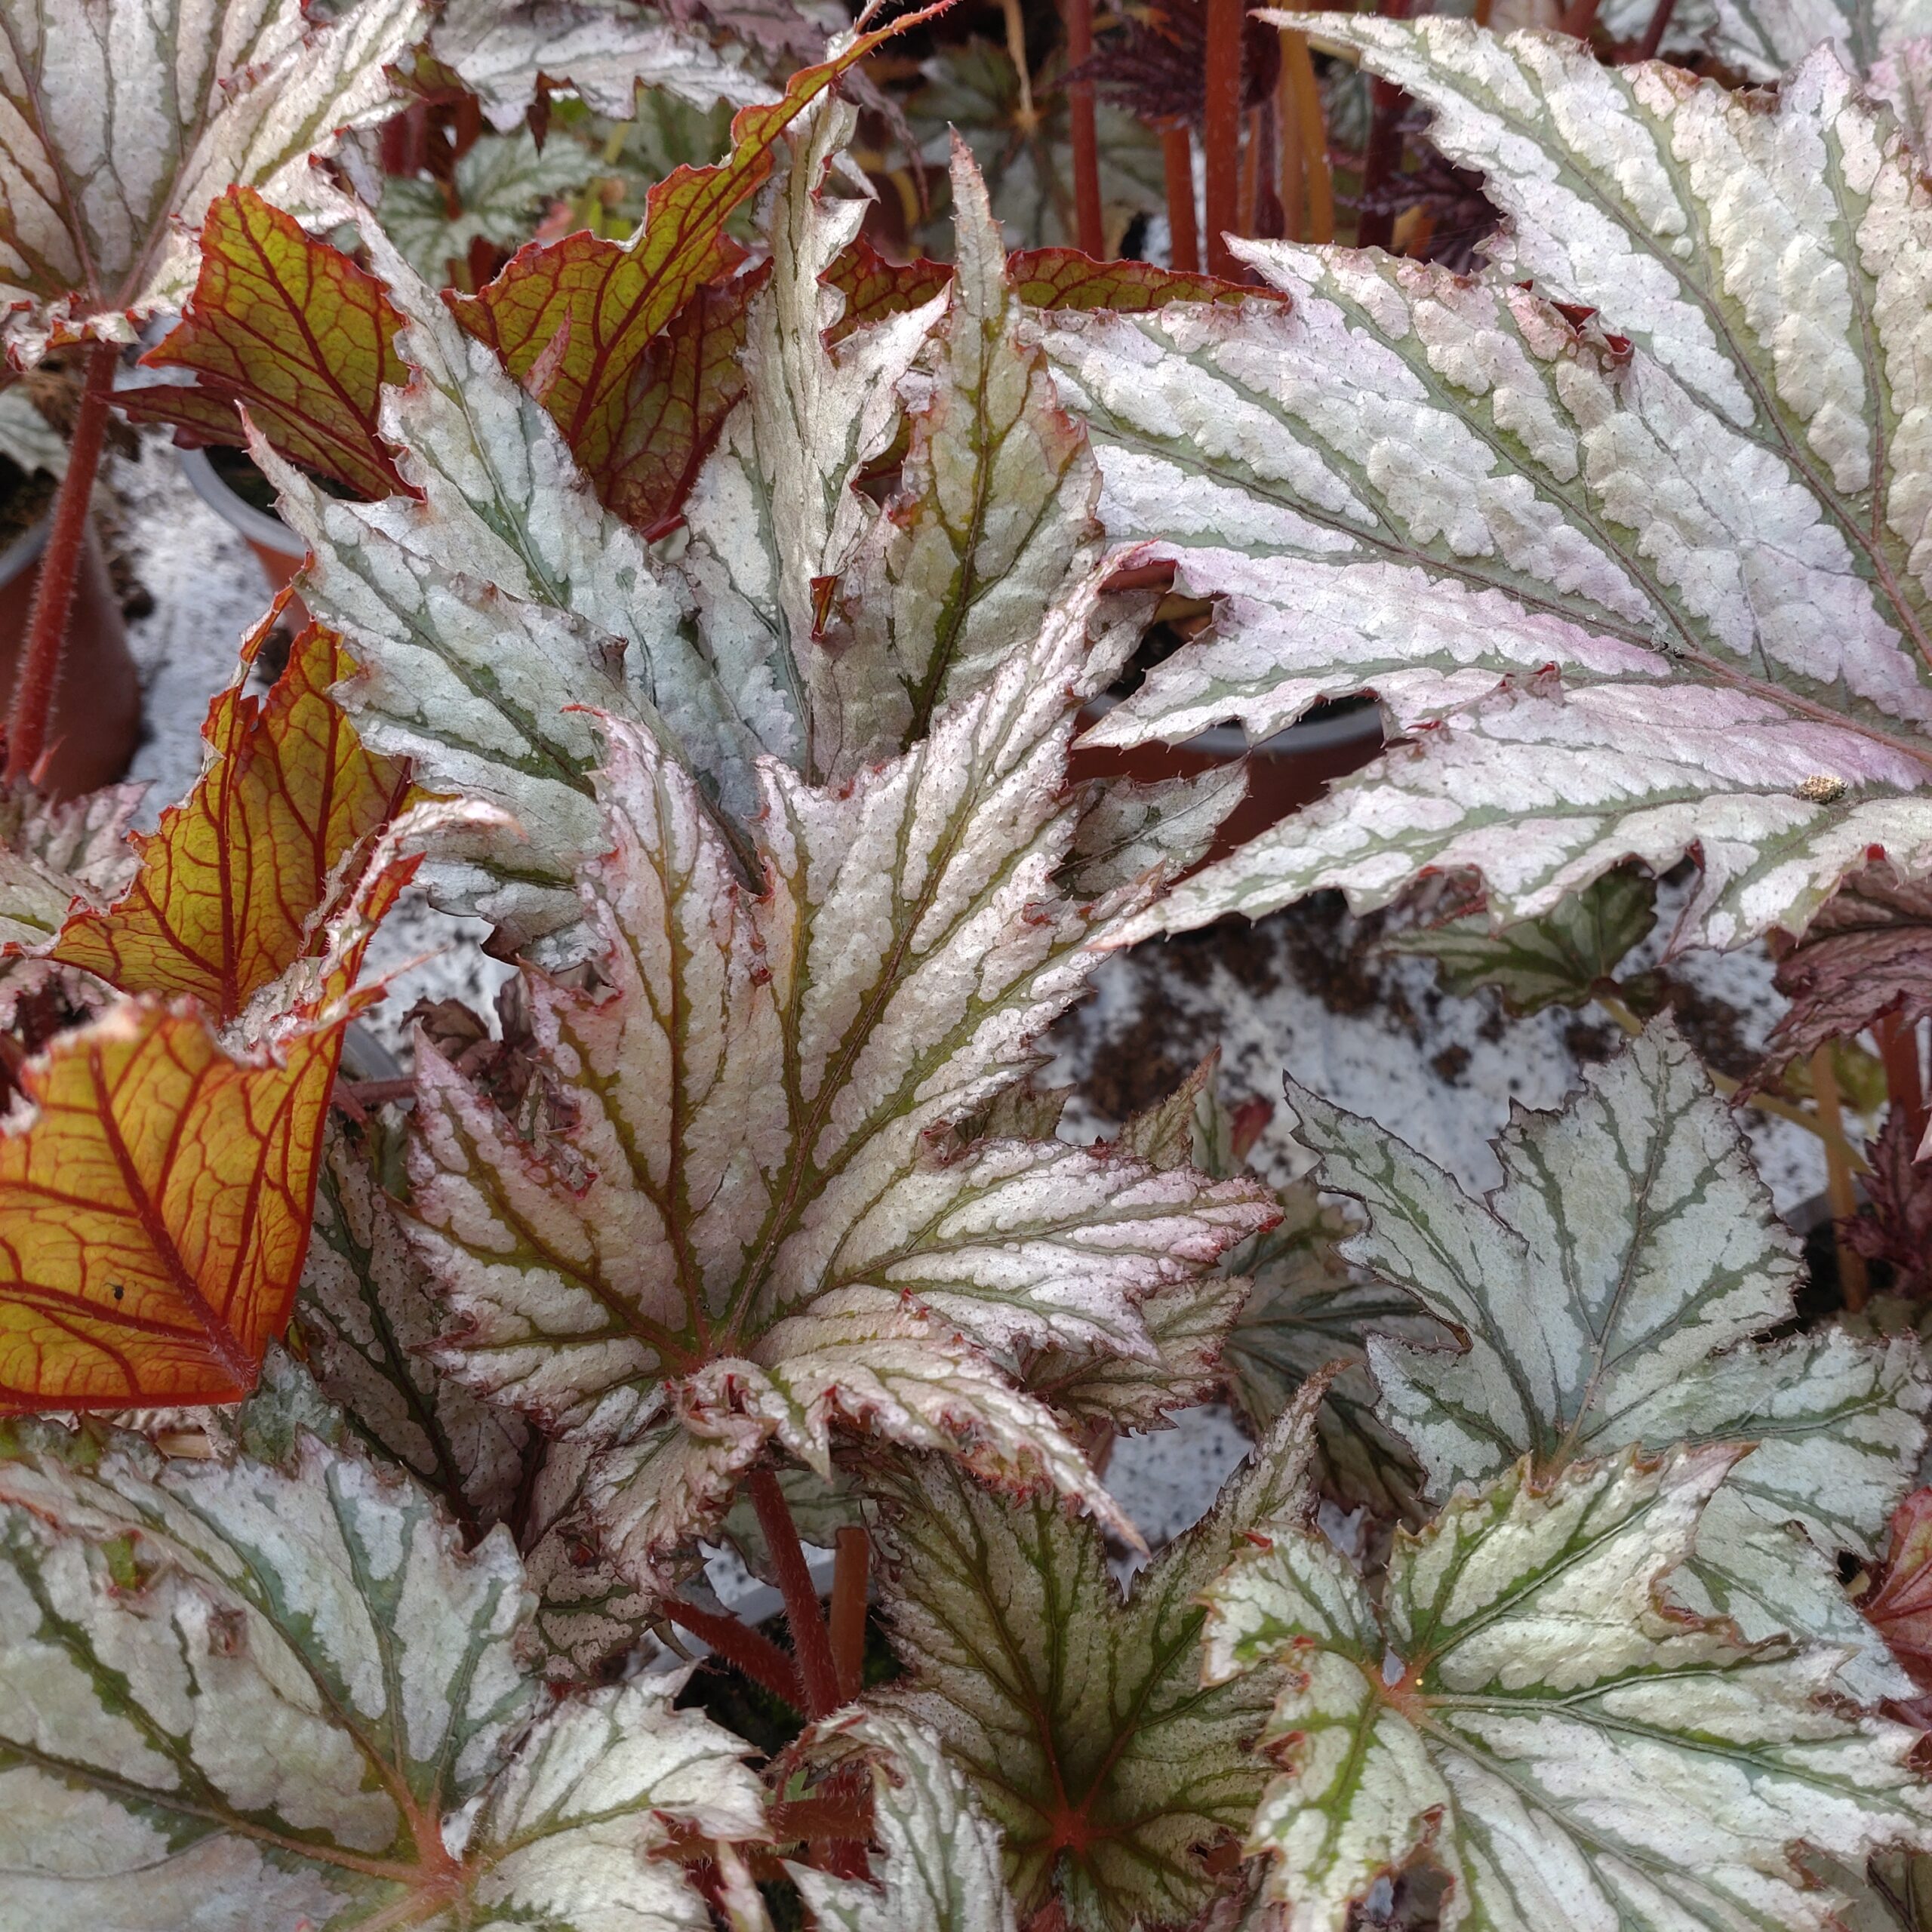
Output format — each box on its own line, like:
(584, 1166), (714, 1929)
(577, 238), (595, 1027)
(5, 0), (1932, 1928)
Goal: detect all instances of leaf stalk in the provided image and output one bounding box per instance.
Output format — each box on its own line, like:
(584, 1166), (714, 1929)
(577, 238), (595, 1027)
(749, 1466), (843, 1716)
(7, 337), (118, 786)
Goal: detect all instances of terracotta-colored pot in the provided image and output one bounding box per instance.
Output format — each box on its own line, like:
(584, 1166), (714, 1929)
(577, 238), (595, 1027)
(178, 447), (310, 626)
(1069, 697), (1385, 861)
(0, 513), (141, 799)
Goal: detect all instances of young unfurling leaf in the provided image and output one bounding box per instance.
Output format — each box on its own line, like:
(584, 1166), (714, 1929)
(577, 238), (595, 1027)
(0, 1392), (770, 1926)
(1043, 28), (1932, 950)
(870, 1384), (1335, 1932)
(0, 783), (142, 950)
(1865, 1487), (1932, 1693)
(52, 612), (411, 1021)
(0, 0), (426, 359)
(1289, 1018), (1930, 1700)
(1202, 1438), (1932, 1932)
(408, 675), (1276, 1580)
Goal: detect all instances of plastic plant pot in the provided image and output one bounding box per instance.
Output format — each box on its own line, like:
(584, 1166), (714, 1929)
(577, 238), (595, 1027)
(177, 446), (310, 625)
(1069, 695), (1385, 863)
(0, 512), (141, 799)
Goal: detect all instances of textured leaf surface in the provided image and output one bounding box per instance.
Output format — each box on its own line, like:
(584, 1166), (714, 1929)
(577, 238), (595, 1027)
(872, 1385), (1334, 1932)
(297, 1121), (533, 1542)
(1293, 1019), (1930, 1698)
(792, 1710), (1018, 1932)
(265, 217), (763, 958)
(0, 1400), (769, 1926)
(125, 188), (409, 500)
(1844, 1109), (1932, 1295)
(1202, 1441), (1932, 1932)
(1597, 0), (1932, 81)
(1045, 29), (1932, 949)
(822, 138), (1099, 777)
(1380, 871), (1657, 1017)
(678, 87), (946, 783)
(0, 783), (141, 950)
(1224, 1181), (1437, 1518)
(430, 0), (770, 131)
(409, 696), (1275, 1573)
(0, 999), (355, 1409)
(52, 616), (409, 1021)
(0, 0), (426, 349)
(455, 28), (918, 502)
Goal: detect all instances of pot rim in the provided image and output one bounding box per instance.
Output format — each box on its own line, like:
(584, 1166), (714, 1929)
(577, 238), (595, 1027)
(0, 512), (51, 591)
(177, 446), (303, 558)
(1080, 691), (1384, 759)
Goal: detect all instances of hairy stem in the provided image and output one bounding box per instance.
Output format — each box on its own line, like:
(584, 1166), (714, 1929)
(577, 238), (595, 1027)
(667, 1596), (805, 1709)
(749, 1466), (841, 1717)
(1161, 126), (1199, 271)
(6, 338), (118, 786)
(1811, 1045), (1869, 1312)
(1204, 0), (1244, 276)
(1278, 28), (1333, 244)
(1063, 0), (1105, 255)
(830, 1525), (869, 1703)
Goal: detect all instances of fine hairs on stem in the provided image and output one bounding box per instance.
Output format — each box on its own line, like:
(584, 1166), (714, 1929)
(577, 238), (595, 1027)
(5, 337), (118, 785)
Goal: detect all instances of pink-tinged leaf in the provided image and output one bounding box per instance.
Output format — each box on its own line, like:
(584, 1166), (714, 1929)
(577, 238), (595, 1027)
(1044, 27), (1932, 949)
(405, 587), (1274, 1579)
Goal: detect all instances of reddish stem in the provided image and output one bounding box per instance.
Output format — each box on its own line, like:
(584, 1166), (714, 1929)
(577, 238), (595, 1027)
(668, 1596), (805, 1709)
(830, 1525), (869, 1703)
(1880, 1013), (1929, 1148)
(1203, 0), (1244, 277)
(771, 1794), (874, 1844)
(1064, 0), (1105, 257)
(749, 1467), (841, 1717)
(1161, 126), (1199, 272)
(1629, 0), (1678, 58)
(5, 338), (117, 787)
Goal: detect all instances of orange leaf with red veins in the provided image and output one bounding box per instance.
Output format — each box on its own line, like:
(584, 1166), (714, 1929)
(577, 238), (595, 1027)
(1006, 249), (1276, 312)
(823, 236), (950, 345)
(52, 607), (411, 1023)
(0, 999), (350, 1411)
(454, 20), (942, 503)
(1866, 1488), (1932, 1692)
(0, 804), (445, 1412)
(123, 187), (412, 501)
(598, 267), (768, 540)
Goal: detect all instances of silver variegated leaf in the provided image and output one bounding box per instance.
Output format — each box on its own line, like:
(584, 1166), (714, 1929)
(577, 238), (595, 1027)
(0, 781), (141, 949)
(822, 135), (1101, 777)
(1041, 29), (1932, 950)
(378, 128), (601, 281)
(265, 214), (767, 960)
(1596, 0), (1932, 81)
(0, 1392), (768, 1927)
(407, 678), (1275, 1578)
(430, 0), (771, 131)
(1201, 1439), (1932, 1932)
(681, 88), (944, 784)
(792, 1710), (1019, 1932)
(1290, 1017), (1929, 1698)
(0, 0), (426, 353)
(870, 1380), (1333, 1932)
